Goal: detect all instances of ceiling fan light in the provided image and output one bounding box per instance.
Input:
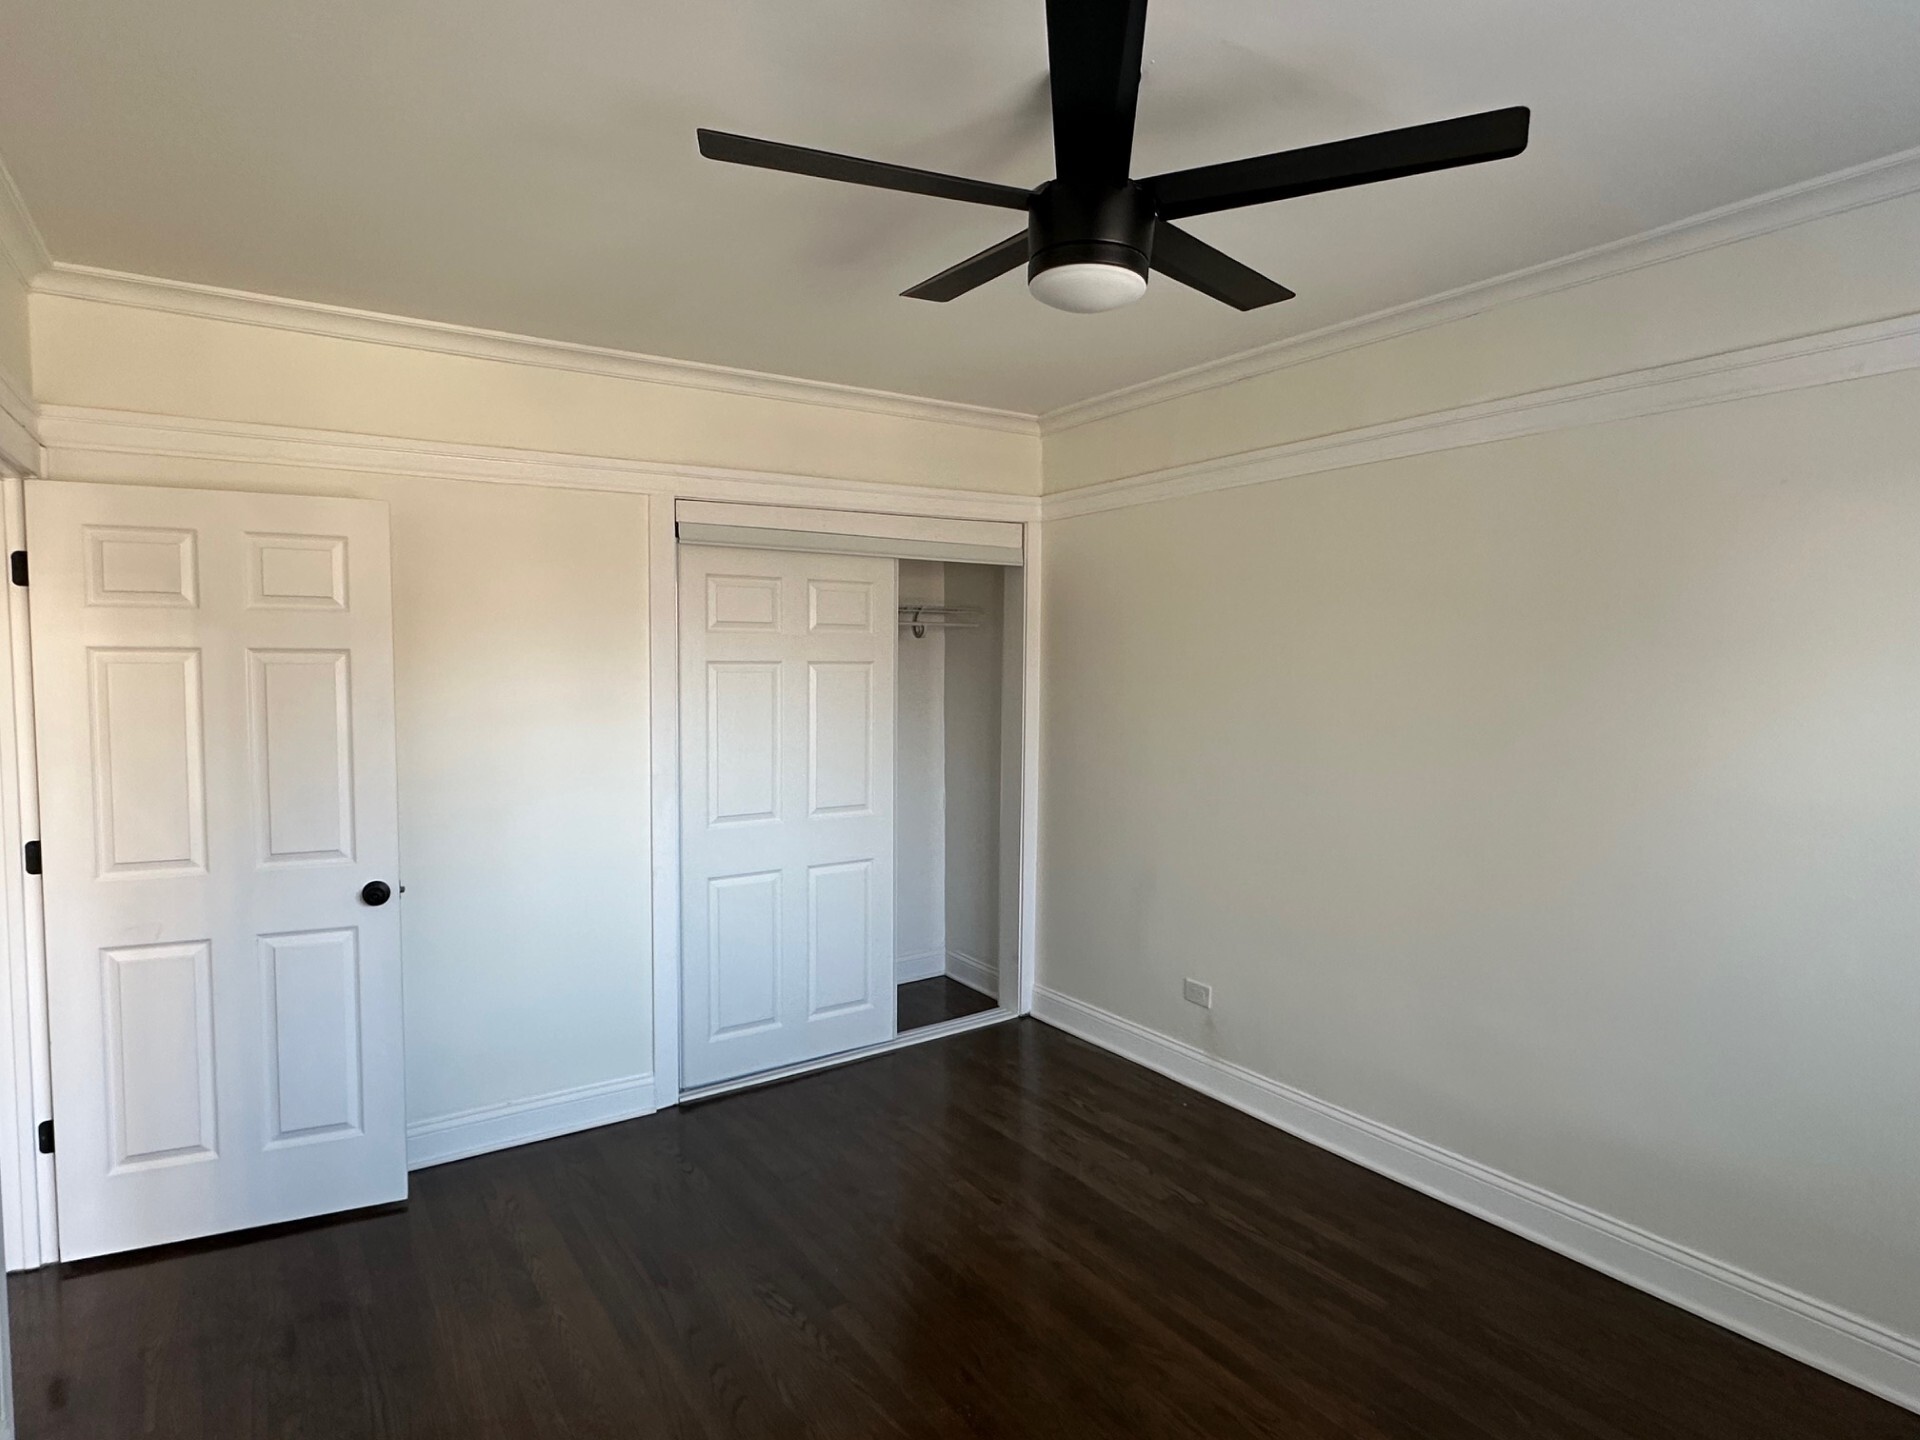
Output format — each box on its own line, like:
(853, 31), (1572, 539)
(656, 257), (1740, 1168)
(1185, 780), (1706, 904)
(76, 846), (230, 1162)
(1028, 262), (1148, 313)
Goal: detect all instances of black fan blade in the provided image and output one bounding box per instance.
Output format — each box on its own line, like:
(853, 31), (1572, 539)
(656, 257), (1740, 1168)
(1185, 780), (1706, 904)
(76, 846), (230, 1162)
(1045, 0), (1150, 187)
(1150, 223), (1294, 310)
(697, 129), (1032, 210)
(1147, 106), (1530, 220)
(902, 233), (1030, 302)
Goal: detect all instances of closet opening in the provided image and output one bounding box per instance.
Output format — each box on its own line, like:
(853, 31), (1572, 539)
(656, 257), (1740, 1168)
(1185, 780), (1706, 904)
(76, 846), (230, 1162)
(894, 561), (1023, 1033)
(671, 503), (1029, 1099)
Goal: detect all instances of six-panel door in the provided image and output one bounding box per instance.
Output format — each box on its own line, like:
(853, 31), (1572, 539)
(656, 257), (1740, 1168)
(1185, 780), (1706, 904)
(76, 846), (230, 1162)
(28, 481), (405, 1260)
(679, 546), (898, 1088)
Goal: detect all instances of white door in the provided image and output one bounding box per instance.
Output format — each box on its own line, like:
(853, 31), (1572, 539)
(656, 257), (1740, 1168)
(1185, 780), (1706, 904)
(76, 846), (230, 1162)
(28, 480), (405, 1260)
(680, 545), (897, 1088)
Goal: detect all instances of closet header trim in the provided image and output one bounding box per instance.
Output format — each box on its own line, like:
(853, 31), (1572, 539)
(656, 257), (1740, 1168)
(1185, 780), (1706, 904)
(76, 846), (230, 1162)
(675, 500), (1024, 566)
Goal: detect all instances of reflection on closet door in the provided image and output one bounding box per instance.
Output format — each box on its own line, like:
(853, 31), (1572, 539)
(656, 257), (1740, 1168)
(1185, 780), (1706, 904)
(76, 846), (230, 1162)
(679, 546), (897, 1088)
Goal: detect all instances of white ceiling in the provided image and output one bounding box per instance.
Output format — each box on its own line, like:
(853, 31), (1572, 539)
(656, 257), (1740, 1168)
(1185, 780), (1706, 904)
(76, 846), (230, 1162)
(3, 0), (1919, 415)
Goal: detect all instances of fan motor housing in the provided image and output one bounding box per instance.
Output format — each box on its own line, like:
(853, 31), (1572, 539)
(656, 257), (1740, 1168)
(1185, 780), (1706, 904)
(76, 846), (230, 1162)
(1027, 180), (1154, 283)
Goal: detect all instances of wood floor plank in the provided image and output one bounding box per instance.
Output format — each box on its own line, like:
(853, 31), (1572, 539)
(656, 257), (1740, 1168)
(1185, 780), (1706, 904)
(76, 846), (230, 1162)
(10, 1020), (1917, 1439)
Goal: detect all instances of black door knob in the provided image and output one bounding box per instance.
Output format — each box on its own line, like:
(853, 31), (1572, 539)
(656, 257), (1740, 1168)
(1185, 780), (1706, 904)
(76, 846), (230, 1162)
(361, 880), (393, 907)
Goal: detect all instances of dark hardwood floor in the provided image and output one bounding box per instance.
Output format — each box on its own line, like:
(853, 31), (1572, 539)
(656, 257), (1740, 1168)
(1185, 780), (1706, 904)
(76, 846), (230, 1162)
(896, 974), (999, 1032)
(11, 1020), (1916, 1439)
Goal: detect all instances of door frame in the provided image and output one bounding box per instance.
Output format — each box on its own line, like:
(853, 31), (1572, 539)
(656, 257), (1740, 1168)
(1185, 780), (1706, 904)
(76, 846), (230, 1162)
(648, 494), (1043, 1107)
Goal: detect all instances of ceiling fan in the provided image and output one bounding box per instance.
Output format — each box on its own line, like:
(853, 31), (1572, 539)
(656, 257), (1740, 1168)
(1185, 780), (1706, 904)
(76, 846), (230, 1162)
(698, 0), (1529, 314)
(702, 0), (1528, 314)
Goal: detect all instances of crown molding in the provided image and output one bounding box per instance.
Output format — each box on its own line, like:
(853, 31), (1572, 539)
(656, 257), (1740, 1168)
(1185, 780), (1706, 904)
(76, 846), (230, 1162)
(35, 305), (1920, 525)
(1043, 308), (1920, 521)
(20, 143), (1920, 464)
(0, 153), (50, 287)
(35, 405), (1040, 522)
(24, 143), (1920, 451)
(30, 264), (1041, 438)
(1041, 143), (1920, 436)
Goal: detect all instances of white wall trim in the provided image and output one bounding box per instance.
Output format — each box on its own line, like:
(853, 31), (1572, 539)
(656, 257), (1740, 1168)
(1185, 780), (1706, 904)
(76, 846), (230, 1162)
(0, 156), (50, 288)
(405, 1073), (657, 1171)
(895, 949), (946, 984)
(1013, 528), (1043, 1016)
(646, 495), (682, 1111)
(1043, 309), (1920, 521)
(35, 404), (1041, 522)
(32, 263), (1039, 437)
(944, 949), (998, 998)
(0, 478), (53, 1273)
(1041, 143), (1920, 435)
(1031, 986), (1920, 1416)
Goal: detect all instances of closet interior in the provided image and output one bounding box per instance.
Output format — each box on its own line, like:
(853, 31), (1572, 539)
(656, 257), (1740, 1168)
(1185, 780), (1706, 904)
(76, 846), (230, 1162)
(894, 560), (1023, 1032)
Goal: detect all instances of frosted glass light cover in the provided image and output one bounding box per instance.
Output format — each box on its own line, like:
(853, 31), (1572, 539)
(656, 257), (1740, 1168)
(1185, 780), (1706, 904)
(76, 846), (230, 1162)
(1029, 262), (1148, 313)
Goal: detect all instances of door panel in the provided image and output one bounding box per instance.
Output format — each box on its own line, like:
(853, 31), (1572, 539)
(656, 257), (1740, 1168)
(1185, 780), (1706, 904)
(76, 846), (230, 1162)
(708, 662), (779, 824)
(261, 927), (364, 1142)
(807, 860), (873, 1015)
(708, 871), (781, 1037)
(808, 662), (875, 815)
(680, 545), (896, 1088)
(247, 649), (354, 863)
(29, 479), (404, 1260)
(102, 939), (217, 1168)
(88, 648), (207, 873)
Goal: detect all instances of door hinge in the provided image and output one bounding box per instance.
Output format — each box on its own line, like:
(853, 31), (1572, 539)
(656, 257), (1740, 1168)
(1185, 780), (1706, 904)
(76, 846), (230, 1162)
(22, 840), (39, 875)
(35, 1119), (52, 1155)
(8, 551), (24, 587)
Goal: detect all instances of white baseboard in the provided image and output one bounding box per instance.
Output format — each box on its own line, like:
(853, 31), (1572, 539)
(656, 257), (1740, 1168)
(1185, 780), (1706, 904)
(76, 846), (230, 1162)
(945, 949), (999, 998)
(1031, 986), (1920, 1415)
(406, 1073), (656, 1171)
(894, 949), (946, 984)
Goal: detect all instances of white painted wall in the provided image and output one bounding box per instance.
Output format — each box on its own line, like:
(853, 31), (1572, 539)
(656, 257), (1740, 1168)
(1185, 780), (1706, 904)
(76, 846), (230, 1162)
(30, 453), (654, 1138)
(1036, 187), (1920, 1372)
(18, 275), (1038, 1166)
(895, 560), (947, 979)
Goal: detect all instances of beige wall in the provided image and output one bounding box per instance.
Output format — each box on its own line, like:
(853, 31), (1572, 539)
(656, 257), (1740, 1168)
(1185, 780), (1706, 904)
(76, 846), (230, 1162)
(1044, 189), (1920, 492)
(41, 451), (653, 1129)
(29, 292), (1041, 495)
(1036, 183), (1920, 1347)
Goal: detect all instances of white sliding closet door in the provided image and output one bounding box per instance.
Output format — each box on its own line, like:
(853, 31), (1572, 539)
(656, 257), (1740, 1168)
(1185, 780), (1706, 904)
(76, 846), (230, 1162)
(28, 480), (405, 1260)
(679, 545), (897, 1088)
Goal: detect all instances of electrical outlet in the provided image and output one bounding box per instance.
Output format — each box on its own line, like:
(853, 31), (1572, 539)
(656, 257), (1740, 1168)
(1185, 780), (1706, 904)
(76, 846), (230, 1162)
(1182, 978), (1213, 1009)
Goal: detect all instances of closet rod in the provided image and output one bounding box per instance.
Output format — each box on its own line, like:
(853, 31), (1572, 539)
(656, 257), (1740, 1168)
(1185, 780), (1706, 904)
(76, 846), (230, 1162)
(899, 604), (981, 637)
